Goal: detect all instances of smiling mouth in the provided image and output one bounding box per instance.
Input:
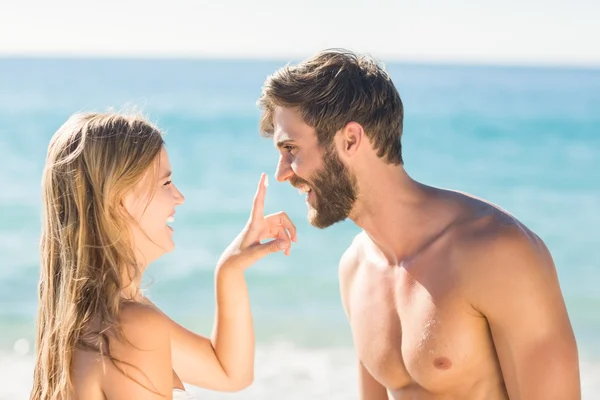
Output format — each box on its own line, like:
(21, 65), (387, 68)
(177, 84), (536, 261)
(166, 214), (175, 231)
(295, 185), (316, 207)
(297, 185), (312, 195)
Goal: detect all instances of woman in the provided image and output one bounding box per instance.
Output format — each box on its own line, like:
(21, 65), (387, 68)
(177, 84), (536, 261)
(30, 112), (296, 400)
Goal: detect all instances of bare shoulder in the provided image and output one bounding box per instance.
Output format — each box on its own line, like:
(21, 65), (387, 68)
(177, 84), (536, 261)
(448, 196), (559, 307)
(107, 302), (171, 367)
(454, 201), (552, 271)
(338, 231), (369, 281)
(101, 302), (173, 399)
(115, 301), (170, 346)
(338, 231), (369, 318)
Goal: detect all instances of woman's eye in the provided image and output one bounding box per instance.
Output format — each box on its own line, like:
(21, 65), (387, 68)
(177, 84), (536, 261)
(163, 180), (172, 187)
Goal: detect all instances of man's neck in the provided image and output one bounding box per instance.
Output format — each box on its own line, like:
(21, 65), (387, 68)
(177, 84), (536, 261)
(350, 166), (449, 265)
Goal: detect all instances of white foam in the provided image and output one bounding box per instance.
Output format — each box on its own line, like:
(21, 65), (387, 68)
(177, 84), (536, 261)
(13, 338), (30, 356)
(581, 359), (600, 400)
(2, 344), (599, 400)
(0, 353), (34, 400)
(187, 343), (358, 400)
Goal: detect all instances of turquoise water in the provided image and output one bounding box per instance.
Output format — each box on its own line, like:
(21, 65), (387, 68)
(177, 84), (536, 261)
(0, 58), (599, 398)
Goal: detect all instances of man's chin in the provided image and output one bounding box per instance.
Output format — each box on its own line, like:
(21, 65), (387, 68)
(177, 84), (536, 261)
(308, 209), (346, 229)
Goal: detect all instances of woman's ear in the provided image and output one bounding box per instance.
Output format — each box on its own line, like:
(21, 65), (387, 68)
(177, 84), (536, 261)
(119, 192), (136, 220)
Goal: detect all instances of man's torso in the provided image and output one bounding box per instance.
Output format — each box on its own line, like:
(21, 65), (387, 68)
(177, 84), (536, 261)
(341, 196), (514, 399)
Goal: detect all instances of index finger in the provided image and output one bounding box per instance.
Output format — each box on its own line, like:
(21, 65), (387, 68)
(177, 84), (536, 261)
(250, 173), (268, 220)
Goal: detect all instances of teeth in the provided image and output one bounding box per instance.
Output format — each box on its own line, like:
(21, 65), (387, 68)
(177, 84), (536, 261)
(167, 216), (175, 223)
(297, 186), (311, 195)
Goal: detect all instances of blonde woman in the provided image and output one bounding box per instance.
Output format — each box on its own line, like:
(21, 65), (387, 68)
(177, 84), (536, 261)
(31, 112), (296, 400)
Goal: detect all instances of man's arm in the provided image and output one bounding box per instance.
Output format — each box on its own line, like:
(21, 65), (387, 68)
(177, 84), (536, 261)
(338, 237), (389, 400)
(468, 227), (580, 400)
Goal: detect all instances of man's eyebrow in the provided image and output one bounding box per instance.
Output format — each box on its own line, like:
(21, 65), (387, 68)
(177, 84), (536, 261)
(276, 139), (295, 149)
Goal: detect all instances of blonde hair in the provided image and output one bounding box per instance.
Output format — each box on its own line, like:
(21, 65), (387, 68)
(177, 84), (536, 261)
(31, 112), (165, 400)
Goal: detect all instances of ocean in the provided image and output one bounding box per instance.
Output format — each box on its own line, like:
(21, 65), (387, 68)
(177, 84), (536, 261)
(0, 58), (598, 398)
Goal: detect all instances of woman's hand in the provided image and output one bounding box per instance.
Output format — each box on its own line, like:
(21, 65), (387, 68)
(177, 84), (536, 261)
(217, 173), (297, 270)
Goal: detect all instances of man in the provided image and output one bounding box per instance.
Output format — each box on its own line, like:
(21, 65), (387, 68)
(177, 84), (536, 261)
(257, 49), (580, 399)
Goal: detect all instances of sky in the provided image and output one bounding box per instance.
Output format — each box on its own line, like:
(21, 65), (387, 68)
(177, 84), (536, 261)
(1, 0), (599, 66)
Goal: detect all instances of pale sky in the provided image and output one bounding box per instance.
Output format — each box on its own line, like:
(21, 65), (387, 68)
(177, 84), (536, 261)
(1, 0), (599, 66)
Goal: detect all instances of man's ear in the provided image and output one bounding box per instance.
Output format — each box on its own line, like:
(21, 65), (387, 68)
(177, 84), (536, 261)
(337, 121), (364, 157)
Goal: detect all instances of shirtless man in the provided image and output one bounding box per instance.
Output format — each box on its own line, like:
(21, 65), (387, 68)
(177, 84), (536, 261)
(257, 49), (581, 399)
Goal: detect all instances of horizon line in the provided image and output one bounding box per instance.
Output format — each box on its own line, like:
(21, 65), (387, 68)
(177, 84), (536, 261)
(1, 52), (599, 71)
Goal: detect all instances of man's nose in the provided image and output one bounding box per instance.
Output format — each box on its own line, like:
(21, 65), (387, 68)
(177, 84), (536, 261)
(275, 155), (294, 182)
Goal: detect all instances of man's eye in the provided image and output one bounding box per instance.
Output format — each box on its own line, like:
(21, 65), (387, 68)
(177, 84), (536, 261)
(284, 145), (296, 153)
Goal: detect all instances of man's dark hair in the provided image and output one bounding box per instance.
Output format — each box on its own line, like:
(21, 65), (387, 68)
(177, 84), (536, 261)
(258, 48), (404, 165)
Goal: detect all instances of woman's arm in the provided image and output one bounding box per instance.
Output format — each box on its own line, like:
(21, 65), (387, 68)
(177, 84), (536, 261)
(149, 174), (296, 391)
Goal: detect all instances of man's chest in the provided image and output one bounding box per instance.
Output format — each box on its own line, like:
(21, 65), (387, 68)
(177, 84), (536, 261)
(348, 261), (490, 393)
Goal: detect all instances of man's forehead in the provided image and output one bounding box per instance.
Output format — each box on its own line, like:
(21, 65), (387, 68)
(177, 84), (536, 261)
(273, 126), (294, 145)
(272, 107), (313, 144)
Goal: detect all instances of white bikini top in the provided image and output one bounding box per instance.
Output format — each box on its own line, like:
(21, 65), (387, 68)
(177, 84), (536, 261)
(173, 388), (197, 399)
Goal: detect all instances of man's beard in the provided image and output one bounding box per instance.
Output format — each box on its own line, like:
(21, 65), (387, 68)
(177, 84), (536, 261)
(291, 148), (358, 229)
